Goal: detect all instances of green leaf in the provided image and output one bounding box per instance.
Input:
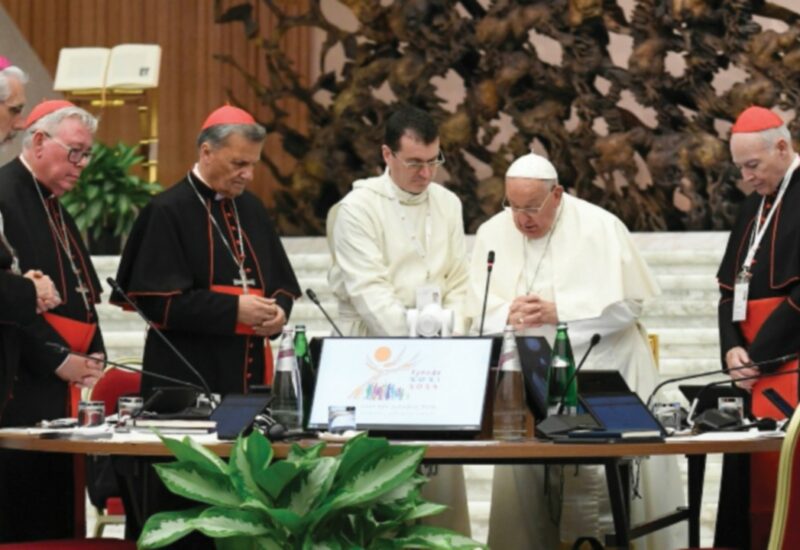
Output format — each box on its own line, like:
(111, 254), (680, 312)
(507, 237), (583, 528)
(137, 507), (204, 548)
(229, 430), (273, 504)
(287, 441), (326, 463)
(394, 526), (486, 549)
(157, 433), (228, 475)
(331, 446), (425, 509)
(257, 460), (303, 501)
(194, 506), (270, 538)
(154, 462), (242, 507)
(335, 434), (388, 486)
(375, 474), (425, 504)
(285, 456), (338, 516)
(260, 506), (305, 534)
(402, 501), (449, 521)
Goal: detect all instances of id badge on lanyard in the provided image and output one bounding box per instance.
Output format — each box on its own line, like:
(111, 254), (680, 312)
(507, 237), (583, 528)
(732, 270), (750, 322)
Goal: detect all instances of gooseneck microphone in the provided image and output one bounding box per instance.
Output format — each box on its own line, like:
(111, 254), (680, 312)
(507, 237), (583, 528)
(45, 343), (205, 392)
(557, 333), (601, 415)
(478, 250), (495, 337)
(688, 365), (800, 424)
(306, 288), (343, 337)
(645, 351), (799, 408)
(106, 277), (217, 406)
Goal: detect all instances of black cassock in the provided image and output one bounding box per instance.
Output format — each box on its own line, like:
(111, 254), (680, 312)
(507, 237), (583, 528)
(111, 174), (300, 546)
(0, 228), (37, 418)
(715, 167), (800, 549)
(0, 158), (105, 542)
(112, 174), (301, 397)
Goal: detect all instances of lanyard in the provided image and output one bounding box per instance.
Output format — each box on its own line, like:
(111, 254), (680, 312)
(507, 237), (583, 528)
(741, 154), (800, 276)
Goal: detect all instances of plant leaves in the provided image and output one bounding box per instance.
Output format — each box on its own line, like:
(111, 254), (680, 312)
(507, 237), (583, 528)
(285, 456), (338, 516)
(287, 440), (326, 463)
(229, 430), (273, 504)
(157, 432), (228, 475)
(330, 445), (425, 509)
(402, 501), (449, 521)
(335, 434), (388, 485)
(154, 462), (242, 507)
(393, 526), (486, 549)
(194, 506), (271, 538)
(258, 460), (302, 501)
(137, 507), (204, 548)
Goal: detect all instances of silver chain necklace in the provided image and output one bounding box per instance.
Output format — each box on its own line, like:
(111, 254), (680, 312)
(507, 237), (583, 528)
(187, 172), (253, 293)
(31, 174), (92, 312)
(522, 206), (562, 294)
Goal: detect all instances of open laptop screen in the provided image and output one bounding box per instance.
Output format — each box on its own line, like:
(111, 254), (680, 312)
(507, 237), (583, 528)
(308, 338), (493, 432)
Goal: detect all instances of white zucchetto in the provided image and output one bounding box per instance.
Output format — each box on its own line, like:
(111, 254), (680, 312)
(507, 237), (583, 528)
(506, 153), (558, 180)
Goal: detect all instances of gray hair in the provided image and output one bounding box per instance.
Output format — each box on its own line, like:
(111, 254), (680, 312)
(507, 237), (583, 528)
(539, 178), (558, 191)
(0, 66), (28, 102)
(760, 125), (794, 151)
(197, 123), (266, 150)
(22, 106), (98, 149)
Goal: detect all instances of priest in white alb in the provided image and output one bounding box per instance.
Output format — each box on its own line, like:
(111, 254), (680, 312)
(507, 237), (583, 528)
(327, 106), (471, 534)
(467, 152), (685, 549)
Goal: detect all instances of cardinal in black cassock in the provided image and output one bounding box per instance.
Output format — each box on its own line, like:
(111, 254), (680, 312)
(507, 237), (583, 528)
(0, 100), (105, 542)
(112, 105), (301, 398)
(111, 106), (301, 546)
(715, 106), (800, 549)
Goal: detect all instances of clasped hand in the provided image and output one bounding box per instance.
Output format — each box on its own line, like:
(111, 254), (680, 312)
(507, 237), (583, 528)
(55, 352), (104, 389)
(24, 270), (61, 313)
(507, 294), (558, 330)
(237, 294), (286, 336)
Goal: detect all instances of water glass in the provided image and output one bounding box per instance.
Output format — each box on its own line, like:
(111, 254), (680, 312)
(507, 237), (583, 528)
(77, 400), (105, 427)
(653, 402), (682, 431)
(328, 405), (356, 434)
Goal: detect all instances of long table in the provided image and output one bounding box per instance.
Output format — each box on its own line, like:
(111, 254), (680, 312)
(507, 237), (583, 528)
(0, 430), (784, 548)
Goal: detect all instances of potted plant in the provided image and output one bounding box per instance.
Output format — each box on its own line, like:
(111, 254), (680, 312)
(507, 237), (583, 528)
(61, 141), (161, 254)
(138, 431), (485, 549)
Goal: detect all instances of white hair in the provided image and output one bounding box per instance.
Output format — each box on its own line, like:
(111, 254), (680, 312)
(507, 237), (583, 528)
(760, 125), (794, 151)
(0, 66), (28, 102)
(22, 106), (98, 149)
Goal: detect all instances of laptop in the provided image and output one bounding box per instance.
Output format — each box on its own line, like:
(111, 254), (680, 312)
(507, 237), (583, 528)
(307, 337), (494, 436)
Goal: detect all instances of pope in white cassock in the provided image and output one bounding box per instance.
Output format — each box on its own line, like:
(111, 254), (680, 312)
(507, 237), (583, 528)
(327, 106), (471, 534)
(467, 153), (685, 549)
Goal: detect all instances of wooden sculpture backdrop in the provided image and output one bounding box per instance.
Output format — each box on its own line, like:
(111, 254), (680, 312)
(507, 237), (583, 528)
(215, 0), (800, 235)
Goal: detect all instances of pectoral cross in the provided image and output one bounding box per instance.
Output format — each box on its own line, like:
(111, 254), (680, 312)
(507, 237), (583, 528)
(233, 267), (255, 293)
(75, 281), (91, 311)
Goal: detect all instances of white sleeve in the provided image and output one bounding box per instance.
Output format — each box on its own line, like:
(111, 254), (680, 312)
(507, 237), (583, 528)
(565, 299), (642, 346)
(331, 202), (408, 336)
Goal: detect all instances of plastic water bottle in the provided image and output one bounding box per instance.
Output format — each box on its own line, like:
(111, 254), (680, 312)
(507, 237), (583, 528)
(493, 325), (527, 439)
(272, 326), (302, 430)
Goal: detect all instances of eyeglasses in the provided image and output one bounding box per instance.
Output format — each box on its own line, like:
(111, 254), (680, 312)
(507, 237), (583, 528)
(502, 190), (553, 216)
(391, 150), (446, 171)
(44, 133), (92, 166)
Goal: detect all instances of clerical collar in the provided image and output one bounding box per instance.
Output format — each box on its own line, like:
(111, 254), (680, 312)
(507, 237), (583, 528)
(387, 169), (429, 206)
(191, 164), (227, 201)
(18, 154), (55, 199)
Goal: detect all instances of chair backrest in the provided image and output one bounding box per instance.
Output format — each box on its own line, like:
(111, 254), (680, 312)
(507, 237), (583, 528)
(768, 408), (800, 549)
(89, 363), (142, 416)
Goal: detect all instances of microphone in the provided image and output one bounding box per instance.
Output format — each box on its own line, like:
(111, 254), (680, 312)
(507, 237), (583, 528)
(45, 342), (205, 392)
(645, 351), (799, 408)
(688, 365), (800, 425)
(557, 333), (601, 415)
(306, 288), (343, 337)
(478, 250), (495, 337)
(106, 277), (217, 406)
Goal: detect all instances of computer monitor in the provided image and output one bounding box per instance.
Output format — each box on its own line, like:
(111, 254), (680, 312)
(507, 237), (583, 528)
(307, 337), (494, 434)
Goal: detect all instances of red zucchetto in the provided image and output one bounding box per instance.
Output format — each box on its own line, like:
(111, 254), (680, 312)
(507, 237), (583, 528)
(24, 99), (76, 128)
(731, 106), (785, 134)
(0, 56), (11, 71)
(200, 105), (256, 131)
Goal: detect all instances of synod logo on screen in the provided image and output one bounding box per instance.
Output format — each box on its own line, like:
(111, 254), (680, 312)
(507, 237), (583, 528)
(348, 345), (442, 401)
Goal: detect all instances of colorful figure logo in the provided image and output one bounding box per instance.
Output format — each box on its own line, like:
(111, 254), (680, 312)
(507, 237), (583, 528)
(349, 345), (417, 400)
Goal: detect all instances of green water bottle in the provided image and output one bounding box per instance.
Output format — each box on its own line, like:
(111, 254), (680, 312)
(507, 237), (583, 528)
(293, 325), (316, 429)
(548, 322), (578, 415)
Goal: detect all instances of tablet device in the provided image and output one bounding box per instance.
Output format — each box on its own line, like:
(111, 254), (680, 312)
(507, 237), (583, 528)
(516, 336), (551, 422)
(579, 392), (666, 438)
(210, 393), (273, 440)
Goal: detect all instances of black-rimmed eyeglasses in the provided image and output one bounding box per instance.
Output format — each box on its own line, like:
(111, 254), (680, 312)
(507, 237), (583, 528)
(44, 133), (92, 166)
